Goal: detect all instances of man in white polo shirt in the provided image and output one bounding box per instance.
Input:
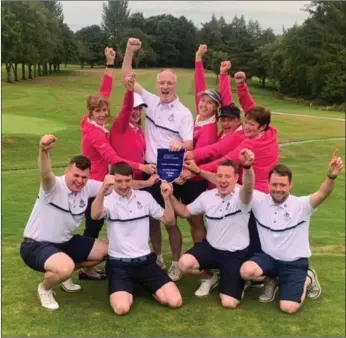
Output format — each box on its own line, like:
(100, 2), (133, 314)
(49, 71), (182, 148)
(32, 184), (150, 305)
(122, 38), (194, 281)
(240, 150), (343, 314)
(169, 149), (255, 308)
(91, 162), (182, 315)
(20, 134), (108, 311)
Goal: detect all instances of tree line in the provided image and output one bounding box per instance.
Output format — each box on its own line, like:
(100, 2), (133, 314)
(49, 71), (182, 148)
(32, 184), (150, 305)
(1, 0), (345, 104)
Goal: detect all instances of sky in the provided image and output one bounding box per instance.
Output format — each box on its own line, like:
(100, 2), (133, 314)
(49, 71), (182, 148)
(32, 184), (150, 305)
(61, 1), (311, 34)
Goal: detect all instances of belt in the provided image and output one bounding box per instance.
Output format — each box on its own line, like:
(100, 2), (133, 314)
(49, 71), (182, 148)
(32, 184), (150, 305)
(23, 237), (37, 243)
(109, 254), (151, 263)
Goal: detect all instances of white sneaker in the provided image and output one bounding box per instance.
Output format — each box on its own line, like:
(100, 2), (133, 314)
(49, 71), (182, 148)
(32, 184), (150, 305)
(156, 254), (166, 270)
(61, 278), (82, 293)
(195, 272), (219, 297)
(258, 278), (278, 303)
(37, 283), (59, 311)
(168, 262), (182, 282)
(307, 268), (322, 299)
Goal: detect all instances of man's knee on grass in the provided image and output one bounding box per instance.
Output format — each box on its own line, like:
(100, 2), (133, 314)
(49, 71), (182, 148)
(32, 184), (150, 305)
(280, 301), (301, 314)
(110, 292), (132, 316)
(220, 295), (240, 309)
(155, 282), (183, 309)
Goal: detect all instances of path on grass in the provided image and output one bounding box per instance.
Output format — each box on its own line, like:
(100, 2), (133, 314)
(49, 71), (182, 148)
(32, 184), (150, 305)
(2, 112), (345, 173)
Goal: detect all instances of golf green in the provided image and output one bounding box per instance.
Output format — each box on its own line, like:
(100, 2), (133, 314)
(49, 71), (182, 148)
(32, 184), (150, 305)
(2, 114), (67, 135)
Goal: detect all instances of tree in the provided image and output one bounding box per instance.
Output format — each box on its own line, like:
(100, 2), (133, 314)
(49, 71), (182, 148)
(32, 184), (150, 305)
(102, 0), (130, 50)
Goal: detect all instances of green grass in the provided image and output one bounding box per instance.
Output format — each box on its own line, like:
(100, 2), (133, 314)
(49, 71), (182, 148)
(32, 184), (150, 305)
(2, 66), (345, 336)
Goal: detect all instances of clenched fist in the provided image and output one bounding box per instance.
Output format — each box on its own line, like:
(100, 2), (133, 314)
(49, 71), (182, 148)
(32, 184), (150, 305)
(234, 71), (246, 85)
(196, 44), (208, 58)
(161, 180), (173, 198)
(105, 47), (116, 64)
(102, 174), (115, 193)
(220, 61), (231, 74)
(239, 148), (255, 168)
(123, 72), (136, 91)
(127, 38), (141, 53)
(39, 134), (57, 151)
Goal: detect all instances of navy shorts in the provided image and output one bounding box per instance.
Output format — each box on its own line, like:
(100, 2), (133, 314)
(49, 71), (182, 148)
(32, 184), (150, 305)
(107, 253), (172, 296)
(179, 179), (208, 205)
(249, 252), (309, 303)
(186, 239), (249, 300)
(142, 173), (183, 208)
(20, 235), (95, 272)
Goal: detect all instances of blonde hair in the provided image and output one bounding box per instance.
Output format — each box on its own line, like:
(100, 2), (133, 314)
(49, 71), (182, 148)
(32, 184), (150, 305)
(86, 93), (110, 118)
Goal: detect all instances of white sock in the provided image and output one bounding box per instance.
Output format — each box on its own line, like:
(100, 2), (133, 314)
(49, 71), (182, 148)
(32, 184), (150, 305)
(39, 283), (50, 292)
(157, 253), (163, 261)
(172, 260), (179, 267)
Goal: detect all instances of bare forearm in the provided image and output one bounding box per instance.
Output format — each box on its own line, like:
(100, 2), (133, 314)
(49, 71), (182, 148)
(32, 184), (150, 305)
(240, 167), (254, 204)
(170, 196), (190, 218)
(121, 48), (133, 78)
(38, 150), (55, 190)
(104, 67), (113, 77)
(182, 140), (193, 151)
(91, 191), (106, 220)
(131, 179), (151, 189)
(162, 197), (175, 225)
(200, 169), (217, 185)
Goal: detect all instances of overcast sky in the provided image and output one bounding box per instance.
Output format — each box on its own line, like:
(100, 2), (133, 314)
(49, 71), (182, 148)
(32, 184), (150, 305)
(61, 1), (310, 34)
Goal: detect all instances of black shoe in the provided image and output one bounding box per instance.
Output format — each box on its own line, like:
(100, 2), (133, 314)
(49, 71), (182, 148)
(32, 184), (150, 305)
(78, 270), (107, 280)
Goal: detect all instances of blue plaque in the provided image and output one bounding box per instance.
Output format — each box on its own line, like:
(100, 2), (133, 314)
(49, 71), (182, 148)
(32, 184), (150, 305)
(157, 148), (184, 182)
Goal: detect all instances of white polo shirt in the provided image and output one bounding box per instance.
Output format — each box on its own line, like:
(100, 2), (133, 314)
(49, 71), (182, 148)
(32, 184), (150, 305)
(140, 89), (194, 164)
(187, 188), (251, 251)
(103, 189), (164, 258)
(251, 191), (316, 261)
(24, 176), (102, 243)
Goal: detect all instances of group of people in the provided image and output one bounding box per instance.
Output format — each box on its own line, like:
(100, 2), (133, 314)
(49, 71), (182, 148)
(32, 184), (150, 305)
(20, 38), (343, 316)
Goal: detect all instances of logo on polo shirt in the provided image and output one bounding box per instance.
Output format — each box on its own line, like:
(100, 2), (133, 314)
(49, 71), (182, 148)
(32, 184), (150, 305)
(168, 113), (174, 122)
(79, 199), (85, 208)
(136, 201), (143, 209)
(226, 202), (231, 210)
(284, 212), (291, 221)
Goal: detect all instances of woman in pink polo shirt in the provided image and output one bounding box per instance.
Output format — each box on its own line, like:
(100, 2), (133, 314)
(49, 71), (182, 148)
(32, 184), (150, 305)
(79, 49), (155, 280)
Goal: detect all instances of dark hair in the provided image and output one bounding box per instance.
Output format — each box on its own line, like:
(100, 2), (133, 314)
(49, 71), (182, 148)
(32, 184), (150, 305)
(246, 106), (271, 131)
(110, 162), (133, 177)
(69, 155), (91, 171)
(218, 159), (239, 175)
(219, 103), (241, 119)
(269, 164), (292, 183)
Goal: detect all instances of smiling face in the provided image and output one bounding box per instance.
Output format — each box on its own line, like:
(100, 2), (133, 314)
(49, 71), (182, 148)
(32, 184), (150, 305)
(90, 104), (109, 125)
(220, 116), (241, 135)
(198, 94), (217, 119)
(215, 164), (239, 197)
(130, 106), (143, 124)
(156, 69), (177, 103)
(269, 173), (292, 204)
(243, 117), (265, 138)
(113, 173), (133, 197)
(65, 164), (90, 193)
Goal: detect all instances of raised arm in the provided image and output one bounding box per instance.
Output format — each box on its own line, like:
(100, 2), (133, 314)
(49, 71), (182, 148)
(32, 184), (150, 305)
(219, 61), (233, 106)
(194, 44), (208, 113)
(310, 149), (344, 209)
(159, 181), (175, 226)
(110, 72), (135, 133)
(199, 140), (251, 173)
(185, 130), (244, 163)
(99, 47), (116, 98)
(234, 72), (256, 114)
(38, 134), (57, 192)
(91, 129), (155, 174)
(91, 175), (115, 220)
(121, 38), (144, 94)
(238, 149), (255, 204)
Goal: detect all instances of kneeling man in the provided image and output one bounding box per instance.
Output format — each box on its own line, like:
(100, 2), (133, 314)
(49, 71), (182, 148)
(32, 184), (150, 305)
(240, 150), (343, 314)
(91, 162), (182, 315)
(20, 135), (108, 311)
(170, 149), (255, 308)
